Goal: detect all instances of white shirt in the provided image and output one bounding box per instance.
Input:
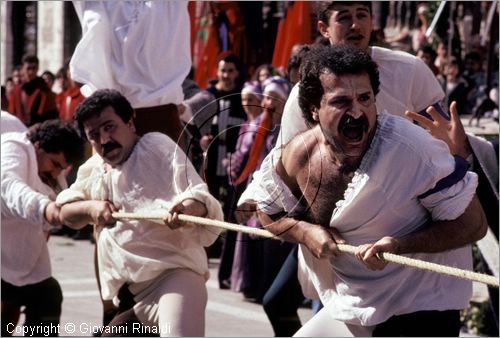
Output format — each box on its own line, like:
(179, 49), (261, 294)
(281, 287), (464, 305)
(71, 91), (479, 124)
(1, 111), (28, 135)
(1, 132), (56, 286)
(253, 112), (478, 326)
(70, 1), (191, 107)
(56, 133), (223, 300)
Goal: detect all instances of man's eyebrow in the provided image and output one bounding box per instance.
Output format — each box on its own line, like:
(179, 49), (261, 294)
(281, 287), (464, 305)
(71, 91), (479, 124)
(356, 7), (370, 13)
(329, 94), (351, 101)
(52, 159), (63, 170)
(335, 6), (369, 16)
(335, 9), (351, 16)
(88, 119), (114, 133)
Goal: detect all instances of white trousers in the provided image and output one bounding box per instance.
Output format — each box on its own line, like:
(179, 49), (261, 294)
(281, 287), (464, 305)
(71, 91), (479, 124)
(131, 268), (207, 337)
(294, 307), (374, 337)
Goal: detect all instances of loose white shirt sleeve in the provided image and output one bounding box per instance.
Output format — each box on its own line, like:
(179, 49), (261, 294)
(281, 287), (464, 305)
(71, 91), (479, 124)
(1, 133), (57, 286)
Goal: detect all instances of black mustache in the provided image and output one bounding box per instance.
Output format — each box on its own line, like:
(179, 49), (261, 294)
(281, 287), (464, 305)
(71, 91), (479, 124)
(340, 114), (369, 131)
(102, 142), (121, 155)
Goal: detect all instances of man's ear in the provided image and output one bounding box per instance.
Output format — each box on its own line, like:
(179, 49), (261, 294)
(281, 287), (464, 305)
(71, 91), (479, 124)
(312, 106), (320, 122)
(127, 118), (136, 133)
(317, 21), (329, 39)
(33, 140), (40, 149)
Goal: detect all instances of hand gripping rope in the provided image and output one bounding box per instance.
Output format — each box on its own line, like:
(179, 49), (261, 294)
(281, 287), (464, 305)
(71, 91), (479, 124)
(112, 212), (499, 288)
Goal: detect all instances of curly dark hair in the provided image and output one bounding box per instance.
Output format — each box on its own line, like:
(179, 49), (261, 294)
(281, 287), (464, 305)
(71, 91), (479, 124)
(74, 89), (134, 140)
(287, 45), (311, 77)
(298, 44), (380, 124)
(29, 119), (85, 165)
(316, 2), (372, 25)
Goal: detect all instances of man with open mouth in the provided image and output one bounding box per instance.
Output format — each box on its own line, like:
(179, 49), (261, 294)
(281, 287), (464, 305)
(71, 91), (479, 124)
(255, 44), (487, 336)
(237, 3), (451, 334)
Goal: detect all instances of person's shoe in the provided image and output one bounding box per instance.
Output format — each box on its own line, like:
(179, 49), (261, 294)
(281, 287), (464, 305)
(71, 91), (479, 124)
(50, 225), (77, 237)
(72, 224), (93, 240)
(49, 226), (67, 236)
(72, 230), (92, 240)
(219, 279), (231, 289)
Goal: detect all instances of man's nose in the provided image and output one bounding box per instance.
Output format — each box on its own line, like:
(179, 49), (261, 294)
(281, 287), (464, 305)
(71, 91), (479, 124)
(100, 132), (111, 144)
(351, 17), (361, 30)
(347, 104), (363, 119)
(51, 168), (62, 180)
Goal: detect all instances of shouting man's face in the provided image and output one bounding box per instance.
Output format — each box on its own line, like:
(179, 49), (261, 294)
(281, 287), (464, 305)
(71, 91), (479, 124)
(312, 71), (377, 159)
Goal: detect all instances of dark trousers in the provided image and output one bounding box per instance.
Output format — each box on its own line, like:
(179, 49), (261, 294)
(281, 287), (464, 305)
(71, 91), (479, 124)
(210, 176), (236, 289)
(262, 244), (304, 336)
(373, 309), (461, 336)
(1, 277), (62, 337)
(218, 230), (237, 289)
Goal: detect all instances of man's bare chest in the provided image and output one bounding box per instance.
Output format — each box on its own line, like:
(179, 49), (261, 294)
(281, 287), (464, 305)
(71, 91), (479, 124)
(294, 156), (355, 226)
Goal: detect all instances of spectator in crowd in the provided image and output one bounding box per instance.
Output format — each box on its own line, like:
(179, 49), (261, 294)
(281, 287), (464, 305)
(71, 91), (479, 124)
(251, 64), (274, 86)
(56, 62), (85, 122)
(7, 54), (58, 126)
(229, 78), (291, 305)
(53, 67), (69, 96)
(411, 3), (432, 53)
(4, 77), (15, 105)
(200, 52), (247, 290)
(227, 81), (264, 300)
(462, 50), (494, 126)
(41, 71), (56, 92)
(437, 56), (470, 115)
(434, 40), (448, 74)
(177, 69), (217, 172)
(11, 66), (22, 86)
(416, 44), (440, 76)
(286, 45), (311, 86)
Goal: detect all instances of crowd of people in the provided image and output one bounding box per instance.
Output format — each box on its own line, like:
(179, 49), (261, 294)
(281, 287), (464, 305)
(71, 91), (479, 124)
(1, 1), (499, 337)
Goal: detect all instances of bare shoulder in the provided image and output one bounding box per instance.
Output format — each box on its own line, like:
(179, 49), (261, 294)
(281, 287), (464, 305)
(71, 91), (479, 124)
(279, 128), (319, 179)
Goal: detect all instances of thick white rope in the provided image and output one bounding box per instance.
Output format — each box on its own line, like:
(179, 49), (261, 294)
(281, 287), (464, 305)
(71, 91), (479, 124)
(112, 212), (499, 288)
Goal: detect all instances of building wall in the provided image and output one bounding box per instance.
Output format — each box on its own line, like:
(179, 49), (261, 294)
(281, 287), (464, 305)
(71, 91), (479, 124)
(37, 1), (64, 74)
(1, 2), (13, 82)
(1, 1), (69, 84)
